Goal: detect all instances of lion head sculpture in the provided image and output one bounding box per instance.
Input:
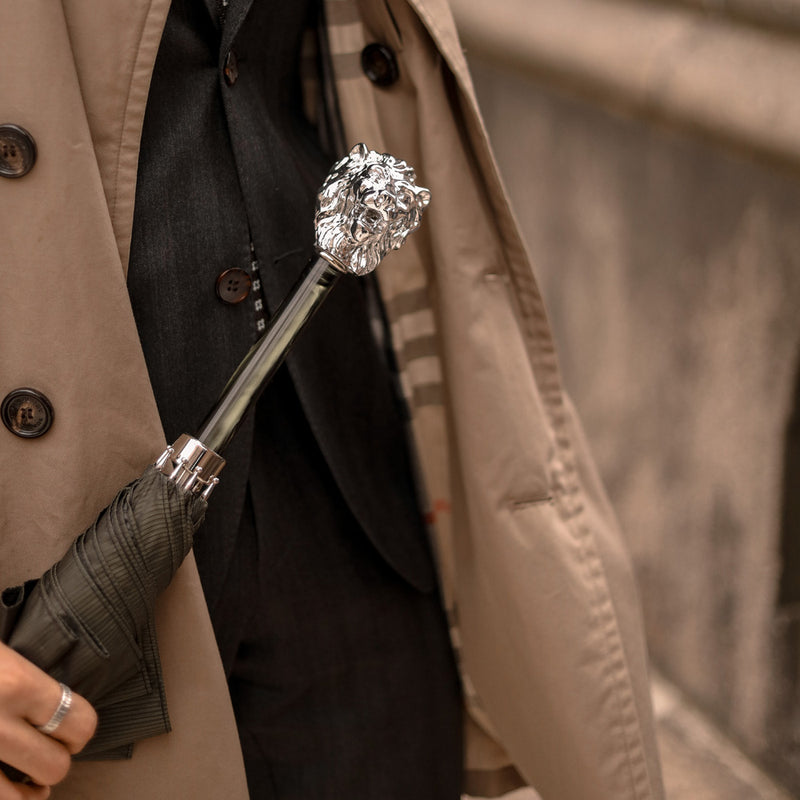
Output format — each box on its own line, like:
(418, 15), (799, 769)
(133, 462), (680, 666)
(314, 144), (432, 276)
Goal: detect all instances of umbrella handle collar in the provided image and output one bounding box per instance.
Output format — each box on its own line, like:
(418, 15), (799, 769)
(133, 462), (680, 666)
(154, 435), (225, 500)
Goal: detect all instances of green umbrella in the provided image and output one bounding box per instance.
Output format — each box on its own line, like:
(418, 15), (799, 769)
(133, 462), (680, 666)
(2, 466), (202, 759)
(0, 144), (431, 761)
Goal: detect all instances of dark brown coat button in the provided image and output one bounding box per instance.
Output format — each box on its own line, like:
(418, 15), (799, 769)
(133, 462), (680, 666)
(1, 388), (54, 438)
(0, 124), (37, 178)
(216, 268), (252, 304)
(361, 43), (399, 87)
(223, 51), (239, 86)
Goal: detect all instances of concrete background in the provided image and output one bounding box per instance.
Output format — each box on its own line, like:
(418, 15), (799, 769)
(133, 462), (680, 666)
(451, 0), (800, 793)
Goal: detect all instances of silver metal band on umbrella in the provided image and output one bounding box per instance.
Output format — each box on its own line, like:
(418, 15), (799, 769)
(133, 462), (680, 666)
(36, 683), (73, 735)
(155, 144), (431, 498)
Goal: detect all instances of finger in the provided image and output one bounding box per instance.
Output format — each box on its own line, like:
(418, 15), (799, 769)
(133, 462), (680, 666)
(0, 719), (71, 788)
(27, 684), (97, 757)
(0, 767), (50, 800)
(0, 645), (97, 757)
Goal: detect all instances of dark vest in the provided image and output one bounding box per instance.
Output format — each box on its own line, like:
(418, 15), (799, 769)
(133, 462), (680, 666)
(127, 0), (435, 611)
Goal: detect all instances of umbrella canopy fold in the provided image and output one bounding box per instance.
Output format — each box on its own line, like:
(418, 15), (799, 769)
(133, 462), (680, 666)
(1, 468), (205, 756)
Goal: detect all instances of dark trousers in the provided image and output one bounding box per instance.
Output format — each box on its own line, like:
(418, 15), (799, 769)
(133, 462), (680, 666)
(208, 369), (463, 799)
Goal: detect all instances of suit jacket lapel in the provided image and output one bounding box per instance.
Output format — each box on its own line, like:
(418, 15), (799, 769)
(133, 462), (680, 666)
(201, 0), (219, 27)
(220, 0), (255, 52)
(199, 0), (254, 43)
(259, 249), (436, 592)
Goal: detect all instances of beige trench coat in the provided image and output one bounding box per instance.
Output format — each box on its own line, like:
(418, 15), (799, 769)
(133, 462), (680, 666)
(0, 1), (664, 798)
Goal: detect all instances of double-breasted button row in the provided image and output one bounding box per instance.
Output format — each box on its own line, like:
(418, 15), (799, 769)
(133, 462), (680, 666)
(0, 124), (37, 178)
(222, 42), (399, 89)
(361, 43), (399, 87)
(1, 388), (54, 439)
(222, 42), (400, 89)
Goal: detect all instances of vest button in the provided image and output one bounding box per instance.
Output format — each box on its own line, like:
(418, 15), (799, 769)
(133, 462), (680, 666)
(0, 124), (37, 179)
(223, 50), (239, 86)
(361, 43), (399, 87)
(216, 268), (252, 304)
(1, 388), (54, 438)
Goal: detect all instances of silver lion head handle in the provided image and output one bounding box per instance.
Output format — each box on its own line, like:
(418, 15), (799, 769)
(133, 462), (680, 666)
(156, 144), (432, 497)
(315, 144), (432, 276)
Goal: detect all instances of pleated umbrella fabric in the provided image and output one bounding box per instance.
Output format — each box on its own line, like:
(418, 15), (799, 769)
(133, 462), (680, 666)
(0, 467), (205, 756)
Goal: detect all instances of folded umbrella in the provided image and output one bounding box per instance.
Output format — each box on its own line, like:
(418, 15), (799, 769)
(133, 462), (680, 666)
(0, 144), (431, 762)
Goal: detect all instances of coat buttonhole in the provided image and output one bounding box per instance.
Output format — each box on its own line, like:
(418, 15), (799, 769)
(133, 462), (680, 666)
(508, 495), (554, 511)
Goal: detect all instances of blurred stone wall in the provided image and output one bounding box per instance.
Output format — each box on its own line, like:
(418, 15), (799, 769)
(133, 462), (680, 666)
(450, 0), (800, 791)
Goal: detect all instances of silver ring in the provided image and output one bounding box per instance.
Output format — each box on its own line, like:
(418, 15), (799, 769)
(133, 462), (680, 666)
(36, 683), (73, 735)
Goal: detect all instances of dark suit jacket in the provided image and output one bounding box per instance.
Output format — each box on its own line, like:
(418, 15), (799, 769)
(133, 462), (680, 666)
(126, 0), (435, 612)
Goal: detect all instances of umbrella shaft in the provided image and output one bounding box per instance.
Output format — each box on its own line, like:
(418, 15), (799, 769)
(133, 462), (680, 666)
(196, 254), (341, 454)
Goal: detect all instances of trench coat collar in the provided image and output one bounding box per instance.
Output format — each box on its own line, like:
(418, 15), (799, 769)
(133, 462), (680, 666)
(406, 0), (472, 90)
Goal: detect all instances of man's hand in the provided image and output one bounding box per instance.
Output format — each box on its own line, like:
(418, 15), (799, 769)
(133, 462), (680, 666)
(0, 641), (97, 798)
